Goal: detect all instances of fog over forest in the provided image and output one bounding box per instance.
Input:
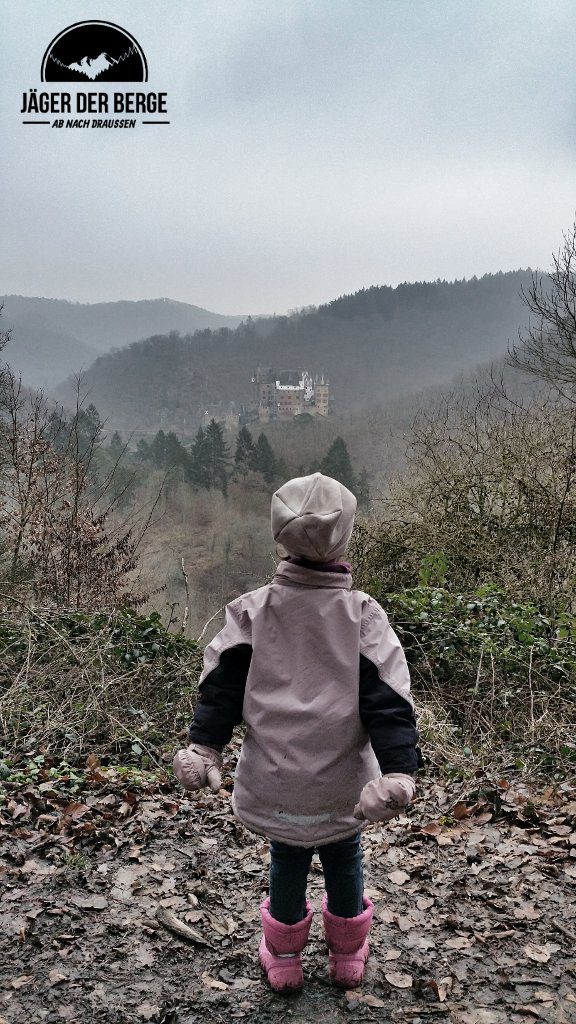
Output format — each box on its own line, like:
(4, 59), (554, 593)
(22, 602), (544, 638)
(0, 264), (540, 638)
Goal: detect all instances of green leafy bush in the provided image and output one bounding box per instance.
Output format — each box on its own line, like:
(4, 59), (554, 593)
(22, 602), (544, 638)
(367, 573), (576, 761)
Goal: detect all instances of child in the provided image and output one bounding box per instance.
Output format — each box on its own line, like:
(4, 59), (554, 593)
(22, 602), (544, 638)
(173, 472), (420, 992)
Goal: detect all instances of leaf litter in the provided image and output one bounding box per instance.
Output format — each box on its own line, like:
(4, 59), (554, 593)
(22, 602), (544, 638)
(1, 751), (576, 1023)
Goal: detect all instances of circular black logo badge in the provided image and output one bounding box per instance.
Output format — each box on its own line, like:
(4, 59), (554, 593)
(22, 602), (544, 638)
(42, 21), (147, 82)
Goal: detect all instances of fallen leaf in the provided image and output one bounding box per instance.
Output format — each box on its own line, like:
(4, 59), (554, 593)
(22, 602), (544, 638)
(69, 895), (108, 910)
(62, 802), (89, 819)
(533, 989), (555, 1003)
(134, 945), (156, 967)
(201, 971), (228, 991)
(513, 904), (541, 921)
(11, 976), (34, 990)
(438, 976), (453, 1002)
(363, 887), (384, 899)
(135, 1003), (161, 1021)
(421, 822), (442, 836)
(345, 991), (387, 1007)
(385, 971), (413, 988)
(453, 801), (474, 819)
(446, 935), (474, 949)
(209, 914), (237, 936)
(388, 870), (410, 885)
(424, 976), (453, 1002)
(48, 970), (67, 986)
(524, 944), (551, 963)
(397, 915), (413, 932)
(384, 949), (402, 961)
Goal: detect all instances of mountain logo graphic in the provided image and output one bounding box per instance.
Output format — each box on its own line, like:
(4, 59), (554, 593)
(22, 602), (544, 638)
(41, 21), (147, 82)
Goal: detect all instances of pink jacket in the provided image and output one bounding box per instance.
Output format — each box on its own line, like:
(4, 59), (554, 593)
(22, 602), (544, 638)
(188, 559), (419, 847)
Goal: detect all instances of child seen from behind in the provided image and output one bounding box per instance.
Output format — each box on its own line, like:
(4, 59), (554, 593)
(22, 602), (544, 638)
(173, 472), (420, 992)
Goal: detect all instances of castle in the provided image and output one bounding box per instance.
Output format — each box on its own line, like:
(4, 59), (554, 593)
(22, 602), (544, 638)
(252, 367), (330, 421)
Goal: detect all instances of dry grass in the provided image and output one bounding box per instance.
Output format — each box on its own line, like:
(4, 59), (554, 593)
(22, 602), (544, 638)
(0, 607), (202, 761)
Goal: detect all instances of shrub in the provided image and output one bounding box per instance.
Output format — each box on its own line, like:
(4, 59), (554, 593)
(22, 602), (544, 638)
(0, 607), (203, 759)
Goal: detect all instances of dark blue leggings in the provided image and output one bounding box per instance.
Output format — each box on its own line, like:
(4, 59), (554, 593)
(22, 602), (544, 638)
(269, 832), (364, 925)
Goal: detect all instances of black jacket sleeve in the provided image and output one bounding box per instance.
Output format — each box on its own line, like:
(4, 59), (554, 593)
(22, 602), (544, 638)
(359, 653), (422, 775)
(188, 644), (252, 748)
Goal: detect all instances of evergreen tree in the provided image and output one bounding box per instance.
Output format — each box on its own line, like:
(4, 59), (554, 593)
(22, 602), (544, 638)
(109, 431), (123, 453)
(188, 426), (211, 488)
(320, 436), (356, 492)
(135, 439), (150, 461)
(149, 430), (168, 468)
(251, 433), (277, 484)
(75, 403), (103, 459)
(164, 431), (189, 470)
(234, 425), (254, 474)
(205, 418), (230, 495)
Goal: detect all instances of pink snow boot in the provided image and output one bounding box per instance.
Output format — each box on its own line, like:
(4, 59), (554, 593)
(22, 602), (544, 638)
(322, 894), (374, 988)
(258, 898), (314, 993)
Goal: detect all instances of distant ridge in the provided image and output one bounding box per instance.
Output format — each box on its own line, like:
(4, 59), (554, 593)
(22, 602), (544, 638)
(52, 270), (534, 435)
(0, 295), (245, 389)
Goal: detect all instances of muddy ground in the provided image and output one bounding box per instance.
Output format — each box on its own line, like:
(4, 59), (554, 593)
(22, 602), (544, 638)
(1, 756), (576, 1024)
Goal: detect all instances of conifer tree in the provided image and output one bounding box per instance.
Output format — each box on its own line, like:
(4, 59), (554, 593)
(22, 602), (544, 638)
(205, 418), (230, 495)
(75, 403), (103, 459)
(320, 436), (356, 492)
(234, 425), (254, 474)
(164, 431), (188, 470)
(251, 433), (277, 483)
(135, 438), (150, 461)
(188, 426), (211, 489)
(149, 430), (167, 468)
(109, 431), (123, 453)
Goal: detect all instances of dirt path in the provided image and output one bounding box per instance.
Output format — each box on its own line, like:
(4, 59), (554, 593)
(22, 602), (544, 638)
(1, 763), (575, 1024)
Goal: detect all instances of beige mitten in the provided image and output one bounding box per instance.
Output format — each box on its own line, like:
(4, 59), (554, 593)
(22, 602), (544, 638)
(173, 743), (223, 793)
(353, 772), (416, 822)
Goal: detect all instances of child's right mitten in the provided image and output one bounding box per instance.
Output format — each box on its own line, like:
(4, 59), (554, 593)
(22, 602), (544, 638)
(173, 743), (223, 793)
(353, 772), (416, 822)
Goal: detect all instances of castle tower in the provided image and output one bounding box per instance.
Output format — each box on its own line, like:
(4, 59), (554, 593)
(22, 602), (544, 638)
(314, 376), (329, 416)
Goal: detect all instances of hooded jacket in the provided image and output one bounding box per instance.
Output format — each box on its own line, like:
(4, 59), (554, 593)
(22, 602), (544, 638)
(188, 558), (420, 847)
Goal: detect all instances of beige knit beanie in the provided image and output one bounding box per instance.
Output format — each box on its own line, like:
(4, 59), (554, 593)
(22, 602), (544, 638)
(271, 472), (357, 562)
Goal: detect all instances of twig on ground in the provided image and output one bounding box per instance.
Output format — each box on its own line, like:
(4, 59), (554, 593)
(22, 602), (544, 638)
(155, 905), (210, 946)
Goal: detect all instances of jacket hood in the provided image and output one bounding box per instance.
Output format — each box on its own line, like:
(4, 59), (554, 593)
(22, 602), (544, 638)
(271, 472), (357, 562)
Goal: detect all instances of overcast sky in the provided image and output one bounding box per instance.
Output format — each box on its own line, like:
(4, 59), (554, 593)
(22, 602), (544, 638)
(2, 0), (576, 314)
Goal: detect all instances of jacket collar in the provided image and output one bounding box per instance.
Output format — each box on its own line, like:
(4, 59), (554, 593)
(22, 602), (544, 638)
(273, 559), (353, 590)
(288, 556), (351, 573)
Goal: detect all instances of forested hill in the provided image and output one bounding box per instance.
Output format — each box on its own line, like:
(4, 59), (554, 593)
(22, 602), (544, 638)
(0, 294), (244, 389)
(54, 271), (534, 433)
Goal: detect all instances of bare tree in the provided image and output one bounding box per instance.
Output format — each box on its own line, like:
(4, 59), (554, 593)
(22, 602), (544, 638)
(509, 220), (576, 398)
(0, 369), (151, 610)
(352, 374), (576, 615)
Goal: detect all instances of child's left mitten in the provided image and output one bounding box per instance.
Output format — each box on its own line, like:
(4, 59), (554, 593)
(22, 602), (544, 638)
(173, 743), (223, 793)
(353, 772), (416, 822)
